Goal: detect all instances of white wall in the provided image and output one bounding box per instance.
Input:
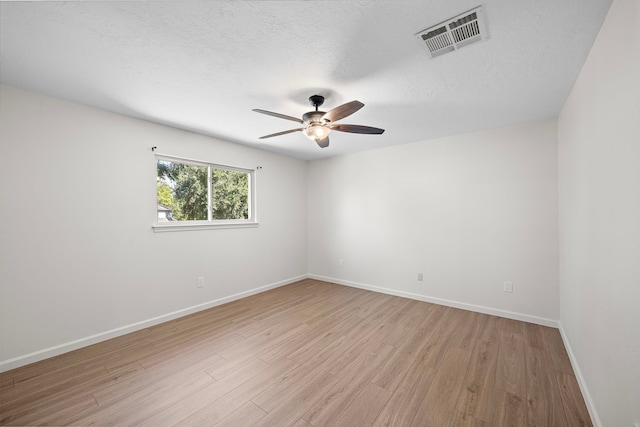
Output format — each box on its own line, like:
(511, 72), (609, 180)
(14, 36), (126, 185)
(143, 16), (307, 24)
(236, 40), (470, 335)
(557, 0), (640, 425)
(308, 119), (559, 324)
(0, 85), (308, 369)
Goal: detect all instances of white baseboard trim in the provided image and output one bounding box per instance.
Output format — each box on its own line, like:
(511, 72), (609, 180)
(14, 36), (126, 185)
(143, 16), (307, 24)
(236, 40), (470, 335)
(308, 274), (559, 328)
(0, 275), (306, 373)
(558, 322), (602, 427)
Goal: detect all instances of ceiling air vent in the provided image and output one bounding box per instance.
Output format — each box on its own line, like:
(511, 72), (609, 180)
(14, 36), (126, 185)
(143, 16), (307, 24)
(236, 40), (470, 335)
(415, 6), (489, 59)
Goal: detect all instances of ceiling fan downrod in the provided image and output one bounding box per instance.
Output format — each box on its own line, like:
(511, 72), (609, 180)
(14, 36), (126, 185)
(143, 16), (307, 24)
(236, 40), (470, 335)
(308, 95), (325, 111)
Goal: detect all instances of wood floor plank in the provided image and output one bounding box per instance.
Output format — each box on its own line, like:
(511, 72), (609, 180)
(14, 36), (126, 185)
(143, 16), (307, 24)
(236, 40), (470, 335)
(523, 321), (547, 350)
(454, 314), (500, 422)
(371, 364), (437, 427)
(450, 410), (492, 427)
(545, 327), (575, 375)
(207, 345), (272, 380)
(146, 314), (235, 350)
(410, 346), (472, 426)
(1, 363), (139, 425)
(417, 302), (447, 330)
(287, 333), (358, 376)
(491, 389), (526, 426)
(7, 394), (98, 426)
(175, 358), (299, 426)
(0, 376), (13, 392)
(251, 360), (327, 413)
(89, 372), (215, 426)
(525, 346), (567, 426)
(301, 287), (371, 326)
(372, 322), (436, 392)
(382, 300), (435, 348)
(495, 330), (525, 397)
(139, 357), (271, 427)
(325, 322), (393, 376)
(145, 321), (241, 357)
(354, 292), (395, 319)
(449, 309), (482, 351)
(252, 370), (339, 427)
(288, 328), (351, 366)
(498, 317), (524, 334)
(372, 346), (421, 392)
(232, 293), (321, 338)
(342, 301), (399, 341)
(142, 345), (229, 376)
(556, 372), (593, 426)
(0, 364), (110, 417)
(259, 319), (357, 366)
(8, 328), (153, 387)
(363, 294), (413, 324)
(291, 418), (313, 427)
(413, 306), (462, 370)
(213, 401), (267, 427)
(0, 279), (593, 427)
(91, 353), (224, 407)
(302, 344), (395, 426)
(102, 341), (171, 373)
(331, 382), (391, 427)
(216, 322), (306, 363)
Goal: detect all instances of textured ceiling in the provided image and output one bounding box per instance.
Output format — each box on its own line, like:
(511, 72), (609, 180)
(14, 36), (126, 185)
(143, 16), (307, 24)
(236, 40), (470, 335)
(0, 1), (611, 160)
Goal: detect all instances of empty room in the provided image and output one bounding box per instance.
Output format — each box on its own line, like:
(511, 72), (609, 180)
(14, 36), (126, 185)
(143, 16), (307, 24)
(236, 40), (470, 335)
(0, 1), (638, 426)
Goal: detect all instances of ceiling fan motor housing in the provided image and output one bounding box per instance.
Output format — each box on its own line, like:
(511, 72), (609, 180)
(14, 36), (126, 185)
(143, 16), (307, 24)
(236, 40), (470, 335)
(302, 111), (327, 125)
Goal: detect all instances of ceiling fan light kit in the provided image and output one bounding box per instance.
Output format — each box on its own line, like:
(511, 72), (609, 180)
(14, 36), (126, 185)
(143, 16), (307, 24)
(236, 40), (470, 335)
(303, 124), (330, 142)
(253, 95), (384, 148)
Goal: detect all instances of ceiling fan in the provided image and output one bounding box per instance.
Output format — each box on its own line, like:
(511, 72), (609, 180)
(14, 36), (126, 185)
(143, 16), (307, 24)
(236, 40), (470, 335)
(252, 95), (385, 148)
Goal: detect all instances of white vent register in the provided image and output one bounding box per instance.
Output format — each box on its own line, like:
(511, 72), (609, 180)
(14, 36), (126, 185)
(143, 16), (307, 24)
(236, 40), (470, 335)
(416, 6), (489, 59)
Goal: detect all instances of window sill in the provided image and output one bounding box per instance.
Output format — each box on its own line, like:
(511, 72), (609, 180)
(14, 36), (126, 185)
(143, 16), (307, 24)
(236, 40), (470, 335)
(152, 221), (259, 232)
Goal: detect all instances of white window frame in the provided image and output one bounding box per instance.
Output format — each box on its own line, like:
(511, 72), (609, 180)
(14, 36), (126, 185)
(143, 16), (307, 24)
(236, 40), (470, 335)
(152, 154), (258, 232)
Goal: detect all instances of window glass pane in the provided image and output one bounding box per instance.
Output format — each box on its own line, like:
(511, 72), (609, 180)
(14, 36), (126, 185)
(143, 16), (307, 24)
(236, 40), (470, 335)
(212, 168), (249, 220)
(157, 160), (208, 221)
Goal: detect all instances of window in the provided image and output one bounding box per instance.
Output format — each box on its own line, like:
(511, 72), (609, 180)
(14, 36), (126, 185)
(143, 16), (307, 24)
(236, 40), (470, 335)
(153, 154), (257, 231)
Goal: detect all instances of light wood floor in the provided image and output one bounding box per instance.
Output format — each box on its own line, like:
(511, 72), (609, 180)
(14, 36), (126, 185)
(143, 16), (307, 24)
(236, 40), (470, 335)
(0, 279), (592, 426)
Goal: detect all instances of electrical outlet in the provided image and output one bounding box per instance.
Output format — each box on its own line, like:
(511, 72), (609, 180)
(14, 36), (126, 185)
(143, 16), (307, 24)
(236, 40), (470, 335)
(417, 273), (424, 281)
(503, 281), (513, 292)
(338, 258), (344, 267)
(197, 277), (205, 288)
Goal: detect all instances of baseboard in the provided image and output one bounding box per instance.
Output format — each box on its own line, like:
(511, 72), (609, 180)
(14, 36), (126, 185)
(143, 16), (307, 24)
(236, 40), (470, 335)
(558, 322), (602, 427)
(307, 274), (559, 328)
(0, 275), (306, 373)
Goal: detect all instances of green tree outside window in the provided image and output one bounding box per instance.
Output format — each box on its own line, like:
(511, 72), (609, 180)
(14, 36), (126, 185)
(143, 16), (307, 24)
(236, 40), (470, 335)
(157, 159), (250, 221)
